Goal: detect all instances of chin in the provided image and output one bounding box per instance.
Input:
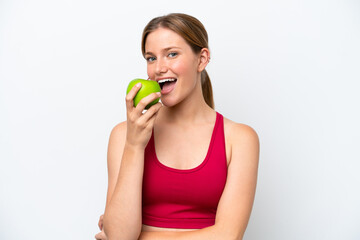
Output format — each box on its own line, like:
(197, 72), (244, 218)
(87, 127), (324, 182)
(160, 97), (180, 108)
(160, 90), (190, 108)
(160, 100), (175, 108)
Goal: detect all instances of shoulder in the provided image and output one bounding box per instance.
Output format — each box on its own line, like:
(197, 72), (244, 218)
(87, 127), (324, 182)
(110, 121), (127, 136)
(223, 116), (260, 165)
(108, 121), (127, 149)
(223, 116), (259, 145)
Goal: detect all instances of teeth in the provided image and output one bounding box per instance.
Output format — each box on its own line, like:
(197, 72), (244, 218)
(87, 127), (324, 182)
(158, 78), (176, 83)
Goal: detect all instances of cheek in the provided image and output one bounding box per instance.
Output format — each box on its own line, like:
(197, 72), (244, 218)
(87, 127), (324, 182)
(147, 65), (155, 79)
(172, 61), (193, 76)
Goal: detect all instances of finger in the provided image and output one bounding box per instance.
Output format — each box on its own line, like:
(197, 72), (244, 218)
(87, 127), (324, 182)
(135, 92), (161, 112)
(128, 92), (161, 125)
(135, 104), (161, 134)
(125, 83), (142, 110)
(98, 221), (103, 231)
(138, 102), (162, 124)
(94, 232), (101, 240)
(98, 215), (103, 230)
(100, 231), (107, 240)
(95, 231), (107, 240)
(146, 107), (161, 129)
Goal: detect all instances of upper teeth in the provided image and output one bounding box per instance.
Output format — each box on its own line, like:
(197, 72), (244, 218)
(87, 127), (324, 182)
(158, 78), (176, 83)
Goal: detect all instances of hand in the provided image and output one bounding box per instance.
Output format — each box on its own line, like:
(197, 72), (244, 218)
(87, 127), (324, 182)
(125, 83), (162, 149)
(95, 214), (107, 240)
(95, 230), (107, 240)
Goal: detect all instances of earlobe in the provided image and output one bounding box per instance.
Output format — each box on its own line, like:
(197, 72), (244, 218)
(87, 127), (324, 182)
(198, 48), (210, 72)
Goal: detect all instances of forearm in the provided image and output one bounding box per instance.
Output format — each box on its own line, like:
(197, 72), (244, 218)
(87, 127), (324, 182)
(104, 143), (145, 240)
(139, 225), (240, 240)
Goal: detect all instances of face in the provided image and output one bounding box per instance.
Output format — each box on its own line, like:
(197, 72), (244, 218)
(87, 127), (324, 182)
(144, 27), (207, 107)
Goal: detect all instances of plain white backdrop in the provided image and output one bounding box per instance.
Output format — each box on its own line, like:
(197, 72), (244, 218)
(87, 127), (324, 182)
(1, 0), (359, 239)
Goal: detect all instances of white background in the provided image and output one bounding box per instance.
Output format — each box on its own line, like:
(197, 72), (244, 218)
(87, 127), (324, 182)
(1, 0), (359, 239)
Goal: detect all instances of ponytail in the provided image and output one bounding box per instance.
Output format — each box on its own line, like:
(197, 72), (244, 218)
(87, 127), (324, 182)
(201, 70), (214, 109)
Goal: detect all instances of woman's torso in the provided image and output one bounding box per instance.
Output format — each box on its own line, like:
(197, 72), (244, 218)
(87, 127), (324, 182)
(142, 111), (233, 232)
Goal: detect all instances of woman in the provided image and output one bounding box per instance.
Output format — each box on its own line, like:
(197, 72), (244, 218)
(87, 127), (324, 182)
(95, 13), (259, 240)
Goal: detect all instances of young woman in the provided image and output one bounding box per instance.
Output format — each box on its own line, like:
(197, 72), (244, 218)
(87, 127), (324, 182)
(95, 13), (259, 240)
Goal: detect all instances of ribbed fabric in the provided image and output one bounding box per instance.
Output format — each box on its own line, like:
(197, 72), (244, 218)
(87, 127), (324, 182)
(142, 112), (227, 229)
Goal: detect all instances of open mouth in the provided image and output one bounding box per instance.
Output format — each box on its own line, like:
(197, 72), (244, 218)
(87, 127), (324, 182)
(158, 78), (177, 90)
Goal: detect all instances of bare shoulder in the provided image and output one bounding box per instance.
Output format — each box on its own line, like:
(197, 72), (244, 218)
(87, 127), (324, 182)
(110, 121), (127, 138)
(223, 117), (259, 143)
(107, 121), (127, 167)
(107, 121), (127, 147)
(223, 116), (260, 165)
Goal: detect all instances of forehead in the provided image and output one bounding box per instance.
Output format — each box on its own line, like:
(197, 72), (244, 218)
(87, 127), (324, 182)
(145, 27), (189, 52)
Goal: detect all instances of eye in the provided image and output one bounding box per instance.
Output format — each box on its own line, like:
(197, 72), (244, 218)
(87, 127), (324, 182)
(146, 56), (156, 62)
(168, 52), (178, 58)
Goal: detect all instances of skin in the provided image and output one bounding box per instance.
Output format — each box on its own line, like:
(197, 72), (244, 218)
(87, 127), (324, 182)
(95, 27), (259, 240)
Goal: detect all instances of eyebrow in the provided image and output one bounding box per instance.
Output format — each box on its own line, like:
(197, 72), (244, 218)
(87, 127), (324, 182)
(145, 46), (181, 56)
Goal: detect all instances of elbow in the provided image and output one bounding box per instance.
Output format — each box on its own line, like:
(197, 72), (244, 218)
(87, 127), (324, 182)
(103, 213), (141, 240)
(225, 233), (243, 240)
(213, 225), (244, 240)
(228, 230), (244, 240)
(226, 234), (243, 240)
(102, 214), (116, 240)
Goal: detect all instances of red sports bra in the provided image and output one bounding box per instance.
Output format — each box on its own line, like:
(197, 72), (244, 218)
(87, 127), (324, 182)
(142, 112), (228, 229)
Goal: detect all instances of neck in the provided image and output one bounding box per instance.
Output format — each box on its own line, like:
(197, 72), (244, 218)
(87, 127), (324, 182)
(157, 80), (215, 125)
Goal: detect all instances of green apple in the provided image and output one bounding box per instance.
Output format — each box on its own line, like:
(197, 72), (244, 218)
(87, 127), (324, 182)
(126, 78), (161, 109)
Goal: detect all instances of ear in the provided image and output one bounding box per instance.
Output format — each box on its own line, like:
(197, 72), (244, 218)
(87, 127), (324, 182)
(197, 48), (210, 72)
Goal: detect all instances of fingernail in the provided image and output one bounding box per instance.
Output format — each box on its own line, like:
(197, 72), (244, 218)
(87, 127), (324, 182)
(136, 83), (141, 87)
(156, 92), (161, 96)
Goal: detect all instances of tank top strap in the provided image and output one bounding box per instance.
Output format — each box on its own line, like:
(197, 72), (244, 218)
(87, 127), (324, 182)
(215, 112), (226, 156)
(207, 112), (227, 169)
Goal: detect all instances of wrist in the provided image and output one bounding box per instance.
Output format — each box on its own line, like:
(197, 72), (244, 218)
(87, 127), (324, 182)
(124, 141), (146, 152)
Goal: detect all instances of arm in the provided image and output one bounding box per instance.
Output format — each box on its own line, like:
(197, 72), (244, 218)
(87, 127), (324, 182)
(95, 121), (127, 240)
(139, 123), (260, 240)
(103, 83), (162, 240)
(103, 124), (145, 239)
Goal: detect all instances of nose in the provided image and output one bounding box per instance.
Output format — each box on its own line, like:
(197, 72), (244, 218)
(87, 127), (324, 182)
(155, 58), (168, 75)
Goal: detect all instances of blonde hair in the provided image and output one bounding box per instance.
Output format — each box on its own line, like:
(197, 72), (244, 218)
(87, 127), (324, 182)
(141, 13), (214, 109)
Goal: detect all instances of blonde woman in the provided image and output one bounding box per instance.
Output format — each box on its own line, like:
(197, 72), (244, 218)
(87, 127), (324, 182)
(95, 13), (259, 240)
